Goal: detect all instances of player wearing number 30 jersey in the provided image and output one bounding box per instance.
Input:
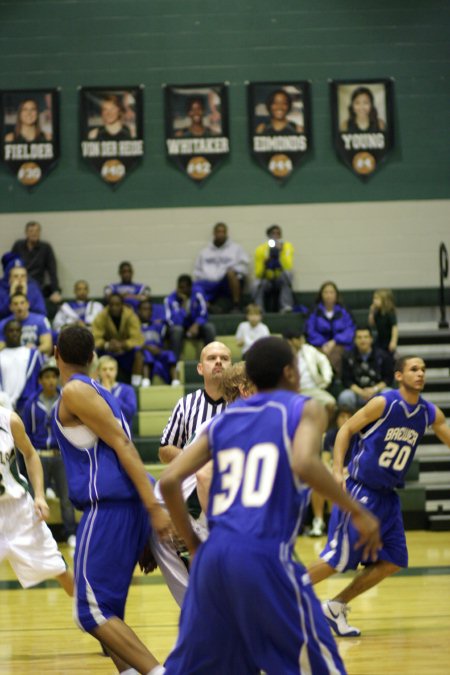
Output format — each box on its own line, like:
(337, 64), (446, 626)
(160, 337), (382, 674)
(308, 355), (450, 638)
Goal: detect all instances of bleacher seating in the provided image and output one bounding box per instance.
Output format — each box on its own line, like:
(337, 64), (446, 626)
(45, 287), (448, 536)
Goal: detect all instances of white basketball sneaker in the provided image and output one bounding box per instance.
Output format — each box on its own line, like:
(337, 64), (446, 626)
(322, 600), (361, 637)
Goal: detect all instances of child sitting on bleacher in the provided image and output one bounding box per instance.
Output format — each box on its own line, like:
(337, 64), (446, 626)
(235, 304), (270, 356)
(136, 300), (179, 387)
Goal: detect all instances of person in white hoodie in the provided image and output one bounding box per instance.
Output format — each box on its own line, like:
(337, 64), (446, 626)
(284, 328), (336, 537)
(193, 222), (249, 312)
(284, 328), (336, 415)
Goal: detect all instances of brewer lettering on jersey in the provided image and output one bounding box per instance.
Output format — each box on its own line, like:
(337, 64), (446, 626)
(384, 427), (419, 447)
(248, 81), (311, 181)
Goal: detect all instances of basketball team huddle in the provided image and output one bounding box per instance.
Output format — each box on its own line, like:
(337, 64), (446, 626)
(1, 325), (449, 674)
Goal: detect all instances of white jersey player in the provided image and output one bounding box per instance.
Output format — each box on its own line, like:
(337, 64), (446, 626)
(0, 405), (72, 594)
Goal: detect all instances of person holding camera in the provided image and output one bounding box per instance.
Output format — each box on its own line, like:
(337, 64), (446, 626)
(252, 224), (295, 312)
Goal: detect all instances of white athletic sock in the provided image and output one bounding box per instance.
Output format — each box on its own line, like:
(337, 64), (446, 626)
(131, 374), (142, 386)
(147, 666), (165, 675)
(120, 669), (139, 675)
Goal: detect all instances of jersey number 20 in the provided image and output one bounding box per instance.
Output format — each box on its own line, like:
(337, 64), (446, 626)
(379, 441), (412, 471)
(211, 443), (279, 516)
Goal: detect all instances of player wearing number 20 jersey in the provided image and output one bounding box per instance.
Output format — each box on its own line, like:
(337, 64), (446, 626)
(321, 389), (436, 572)
(348, 389), (436, 490)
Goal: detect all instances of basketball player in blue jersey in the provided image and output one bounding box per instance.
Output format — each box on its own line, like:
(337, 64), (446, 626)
(308, 355), (450, 637)
(53, 325), (170, 675)
(160, 336), (381, 674)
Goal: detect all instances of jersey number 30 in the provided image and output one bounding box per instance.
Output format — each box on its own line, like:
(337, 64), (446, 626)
(211, 443), (279, 516)
(379, 441), (412, 471)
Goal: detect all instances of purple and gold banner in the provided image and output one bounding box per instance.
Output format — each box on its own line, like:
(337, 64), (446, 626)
(330, 79), (394, 179)
(80, 86), (144, 187)
(1, 89), (59, 189)
(165, 84), (229, 182)
(248, 81), (311, 181)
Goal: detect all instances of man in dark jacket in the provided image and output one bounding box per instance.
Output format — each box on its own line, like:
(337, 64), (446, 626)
(338, 326), (393, 410)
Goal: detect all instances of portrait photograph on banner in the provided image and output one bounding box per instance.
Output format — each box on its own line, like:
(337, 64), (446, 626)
(1, 89), (59, 189)
(248, 81), (311, 181)
(80, 86), (144, 187)
(165, 83), (229, 183)
(330, 79), (394, 179)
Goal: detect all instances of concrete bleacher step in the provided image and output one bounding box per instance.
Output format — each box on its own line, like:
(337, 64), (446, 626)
(398, 327), (450, 346)
(135, 436), (162, 463)
(138, 410), (171, 436)
(210, 312), (305, 336)
(398, 483), (427, 529)
(139, 385), (184, 411)
(428, 514), (450, 531)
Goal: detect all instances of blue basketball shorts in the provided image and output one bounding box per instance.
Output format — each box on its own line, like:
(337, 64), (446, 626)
(74, 500), (150, 632)
(320, 477), (408, 572)
(164, 531), (346, 675)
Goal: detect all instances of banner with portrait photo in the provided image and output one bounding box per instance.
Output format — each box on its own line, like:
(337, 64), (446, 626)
(0, 89), (59, 189)
(330, 79), (394, 179)
(80, 86), (144, 187)
(165, 84), (229, 183)
(248, 81), (311, 181)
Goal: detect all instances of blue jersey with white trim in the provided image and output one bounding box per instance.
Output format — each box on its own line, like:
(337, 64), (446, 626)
(207, 390), (310, 547)
(53, 374), (139, 510)
(348, 389), (436, 490)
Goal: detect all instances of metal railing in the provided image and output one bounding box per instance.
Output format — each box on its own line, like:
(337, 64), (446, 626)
(438, 242), (449, 329)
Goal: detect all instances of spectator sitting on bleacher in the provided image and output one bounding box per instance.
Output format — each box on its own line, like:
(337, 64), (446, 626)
(53, 279), (103, 333)
(305, 281), (355, 377)
(164, 274), (216, 361)
(11, 221), (62, 306)
(0, 254), (47, 319)
(97, 355), (137, 428)
(283, 328), (336, 419)
(193, 222), (249, 313)
(0, 319), (42, 413)
(0, 292), (52, 356)
(235, 304), (270, 356)
(134, 300), (179, 387)
(22, 359), (77, 547)
(338, 326), (393, 410)
(92, 292), (144, 384)
(104, 260), (151, 313)
(368, 288), (398, 370)
(253, 224), (295, 313)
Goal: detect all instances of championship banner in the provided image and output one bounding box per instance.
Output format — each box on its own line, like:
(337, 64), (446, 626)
(1, 89), (59, 188)
(248, 81), (311, 181)
(80, 86), (144, 187)
(165, 84), (229, 182)
(330, 79), (394, 179)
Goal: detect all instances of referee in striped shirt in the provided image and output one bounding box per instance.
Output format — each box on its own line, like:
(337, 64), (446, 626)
(159, 341), (232, 464)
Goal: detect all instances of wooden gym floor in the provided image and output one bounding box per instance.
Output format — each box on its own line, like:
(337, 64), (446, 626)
(0, 531), (449, 674)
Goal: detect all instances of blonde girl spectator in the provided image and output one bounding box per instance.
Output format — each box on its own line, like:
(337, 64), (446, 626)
(368, 288), (398, 354)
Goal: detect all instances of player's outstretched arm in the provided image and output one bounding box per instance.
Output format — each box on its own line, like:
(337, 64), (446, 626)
(160, 433), (211, 556)
(10, 413), (49, 521)
(432, 407), (450, 447)
(333, 396), (386, 487)
(292, 399), (382, 561)
(61, 381), (172, 539)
